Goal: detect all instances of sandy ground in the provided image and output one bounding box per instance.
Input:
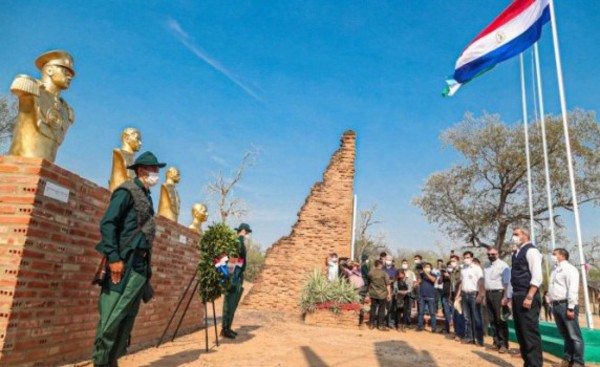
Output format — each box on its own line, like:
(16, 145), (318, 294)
(116, 284), (599, 367)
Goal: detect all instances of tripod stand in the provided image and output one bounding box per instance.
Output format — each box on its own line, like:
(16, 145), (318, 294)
(156, 271), (219, 352)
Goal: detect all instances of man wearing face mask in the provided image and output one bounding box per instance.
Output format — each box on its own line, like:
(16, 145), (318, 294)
(416, 262), (438, 332)
(448, 254), (465, 340)
(483, 248), (511, 354)
(456, 251), (484, 346)
(383, 256), (398, 328)
(503, 227), (543, 367)
(92, 151), (165, 367)
(326, 252), (339, 282)
(548, 248), (584, 367)
(221, 223), (251, 339)
(400, 259), (417, 327)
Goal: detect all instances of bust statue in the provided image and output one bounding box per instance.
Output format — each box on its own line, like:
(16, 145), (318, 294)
(189, 203), (208, 234)
(158, 167), (181, 222)
(9, 50), (76, 162)
(109, 128), (142, 192)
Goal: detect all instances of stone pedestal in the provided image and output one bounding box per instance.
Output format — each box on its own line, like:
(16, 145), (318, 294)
(0, 156), (203, 366)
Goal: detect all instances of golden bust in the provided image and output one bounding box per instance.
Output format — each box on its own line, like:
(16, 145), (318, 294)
(189, 203), (208, 234)
(158, 167), (181, 222)
(109, 128), (142, 192)
(9, 50), (76, 162)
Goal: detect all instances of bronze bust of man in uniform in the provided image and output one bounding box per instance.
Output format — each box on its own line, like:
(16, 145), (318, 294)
(158, 167), (181, 222)
(109, 128), (142, 192)
(9, 50), (75, 162)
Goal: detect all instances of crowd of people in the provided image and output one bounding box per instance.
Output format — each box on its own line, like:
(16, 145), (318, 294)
(327, 226), (587, 367)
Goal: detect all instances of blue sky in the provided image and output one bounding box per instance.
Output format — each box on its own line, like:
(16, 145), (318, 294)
(2, 1), (599, 254)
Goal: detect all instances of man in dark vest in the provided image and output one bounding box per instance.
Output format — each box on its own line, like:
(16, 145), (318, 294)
(503, 227), (543, 367)
(221, 223), (251, 339)
(92, 151), (166, 367)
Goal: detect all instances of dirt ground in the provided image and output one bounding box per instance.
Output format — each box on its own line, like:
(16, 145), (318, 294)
(116, 285), (599, 367)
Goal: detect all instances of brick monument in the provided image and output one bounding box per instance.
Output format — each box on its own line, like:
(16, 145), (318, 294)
(0, 156), (204, 366)
(243, 130), (356, 312)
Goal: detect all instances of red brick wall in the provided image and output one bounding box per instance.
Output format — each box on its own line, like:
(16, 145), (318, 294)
(0, 156), (204, 367)
(243, 131), (356, 312)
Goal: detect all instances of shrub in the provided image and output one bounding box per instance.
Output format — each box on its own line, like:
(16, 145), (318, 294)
(300, 268), (361, 314)
(197, 223), (239, 303)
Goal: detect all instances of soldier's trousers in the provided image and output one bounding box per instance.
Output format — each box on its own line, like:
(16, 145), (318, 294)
(222, 277), (244, 329)
(92, 271), (146, 365)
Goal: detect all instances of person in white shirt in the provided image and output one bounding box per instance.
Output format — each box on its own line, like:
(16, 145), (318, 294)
(483, 247), (511, 354)
(548, 248), (585, 367)
(456, 251), (484, 346)
(326, 253), (339, 282)
(503, 227), (543, 367)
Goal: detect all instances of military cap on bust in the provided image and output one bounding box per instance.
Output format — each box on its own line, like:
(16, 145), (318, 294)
(35, 50), (76, 76)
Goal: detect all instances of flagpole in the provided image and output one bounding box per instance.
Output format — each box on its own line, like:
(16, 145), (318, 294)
(519, 54), (536, 243)
(532, 43), (556, 251)
(351, 194), (357, 260)
(548, 0), (594, 329)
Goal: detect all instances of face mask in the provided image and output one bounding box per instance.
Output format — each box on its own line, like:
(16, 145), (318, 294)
(488, 255), (497, 262)
(145, 172), (160, 187)
(464, 259), (472, 266)
(331, 257), (337, 262)
(511, 235), (521, 245)
(447, 266), (454, 272)
(401, 264), (408, 270)
(385, 260), (392, 266)
(450, 261), (458, 267)
(423, 267), (431, 273)
(551, 255), (558, 263)
(414, 260), (421, 265)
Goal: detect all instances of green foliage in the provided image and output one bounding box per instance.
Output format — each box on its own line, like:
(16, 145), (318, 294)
(197, 223), (239, 303)
(299, 268), (360, 314)
(0, 95), (17, 154)
(413, 110), (600, 257)
(244, 240), (265, 282)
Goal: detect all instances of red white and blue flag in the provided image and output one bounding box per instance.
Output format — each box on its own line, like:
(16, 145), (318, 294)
(443, 0), (550, 96)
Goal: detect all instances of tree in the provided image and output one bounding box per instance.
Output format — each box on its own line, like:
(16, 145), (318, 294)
(413, 110), (600, 258)
(0, 95), (17, 154)
(353, 206), (390, 260)
(244, 238), (265, 282)
(205, 149), (257, 224)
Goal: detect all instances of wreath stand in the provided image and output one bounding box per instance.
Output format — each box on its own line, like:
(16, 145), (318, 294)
(156, 271), (219, 352)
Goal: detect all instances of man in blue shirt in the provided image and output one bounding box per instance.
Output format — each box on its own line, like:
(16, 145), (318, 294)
(416, 262), (438, 332)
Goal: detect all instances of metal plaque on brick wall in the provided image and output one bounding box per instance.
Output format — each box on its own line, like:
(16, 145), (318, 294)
(43, 181), (70, 203)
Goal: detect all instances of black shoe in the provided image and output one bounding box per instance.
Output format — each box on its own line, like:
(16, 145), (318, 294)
(220, 328), (236, 339)
(415, 327), (424, 332)
(109, 361), (119, 367)
(229, 329), (238, 336)
(378, 326), (390, 332)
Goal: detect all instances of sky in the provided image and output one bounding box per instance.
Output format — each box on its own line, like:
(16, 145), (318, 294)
(1, 1), (599, 255)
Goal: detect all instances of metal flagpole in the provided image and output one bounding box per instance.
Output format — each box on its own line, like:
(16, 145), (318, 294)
(532, 43), (557, 251)
(519, 54), (536, 243)
(351, 194), (357, 260)
(548, 0), (594, 329)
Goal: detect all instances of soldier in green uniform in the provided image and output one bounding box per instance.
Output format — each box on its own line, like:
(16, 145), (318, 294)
(221, 223), (251, 339)
(92, 151), (166, 367)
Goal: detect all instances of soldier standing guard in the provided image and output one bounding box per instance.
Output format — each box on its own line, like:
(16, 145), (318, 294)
(92, 151), (166, 367)
(221, 223), (251, 339)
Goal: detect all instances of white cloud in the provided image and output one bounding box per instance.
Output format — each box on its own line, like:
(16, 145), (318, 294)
(165, 17), (264, 103)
